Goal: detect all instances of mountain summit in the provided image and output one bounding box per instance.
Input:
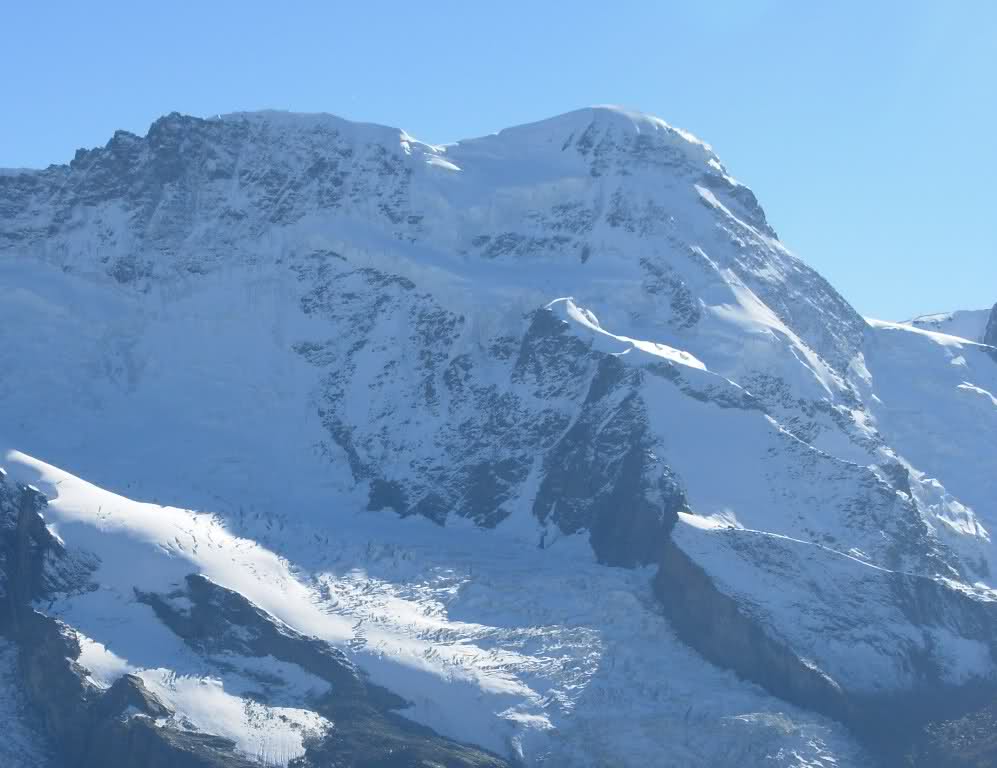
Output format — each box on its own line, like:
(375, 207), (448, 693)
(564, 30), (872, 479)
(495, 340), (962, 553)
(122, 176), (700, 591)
(1, 108), (995, 767)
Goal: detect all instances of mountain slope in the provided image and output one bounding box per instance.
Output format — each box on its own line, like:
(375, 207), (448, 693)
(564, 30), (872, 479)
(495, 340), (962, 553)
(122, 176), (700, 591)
(905, 309), (992, 342)
(1, 107), (995, 766)
(1, 449), (869, 767)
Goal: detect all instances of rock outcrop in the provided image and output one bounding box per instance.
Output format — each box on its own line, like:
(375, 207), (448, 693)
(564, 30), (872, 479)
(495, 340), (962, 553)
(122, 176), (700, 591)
(655, 530), (997, 767)
(984, 302), (997, 361)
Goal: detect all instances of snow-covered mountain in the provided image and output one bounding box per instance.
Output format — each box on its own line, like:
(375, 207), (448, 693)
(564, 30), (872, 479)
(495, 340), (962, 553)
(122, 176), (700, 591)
(1, 107), (995, 767)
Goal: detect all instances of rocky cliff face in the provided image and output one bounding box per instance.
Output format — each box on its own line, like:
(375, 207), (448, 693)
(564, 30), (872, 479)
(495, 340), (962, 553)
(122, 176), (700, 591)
(984, 303), (997, 360)
(0, 108), (995, 766)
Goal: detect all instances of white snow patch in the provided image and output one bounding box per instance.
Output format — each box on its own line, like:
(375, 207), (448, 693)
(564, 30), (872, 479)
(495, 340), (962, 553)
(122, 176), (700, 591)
(547, 297), (707, 370)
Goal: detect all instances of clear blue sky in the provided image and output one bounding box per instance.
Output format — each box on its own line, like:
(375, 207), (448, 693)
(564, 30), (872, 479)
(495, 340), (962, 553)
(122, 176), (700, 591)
(3, 1), (994, 320)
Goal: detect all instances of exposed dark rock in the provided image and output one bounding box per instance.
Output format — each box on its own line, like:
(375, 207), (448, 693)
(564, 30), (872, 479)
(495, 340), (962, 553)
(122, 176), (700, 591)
(904, 696), (997, 767)
(698, 171), (777, 239)
(95, 673), (171, 720)
(653, 533), (997, 767)
(135, 574), (509, 767)
(295, 709), (509, 768)
(534, 367), (681, 566)
(0, 476), (256, 767)
(301, 292), (691, 544)
(367, 478), (409, 516)
(14, 609), (260, 768)
(2, 481), (98, 637)
(654, 538), (850, 722)
(137, 573), (372, 700)
(984, 303), (997, 362)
